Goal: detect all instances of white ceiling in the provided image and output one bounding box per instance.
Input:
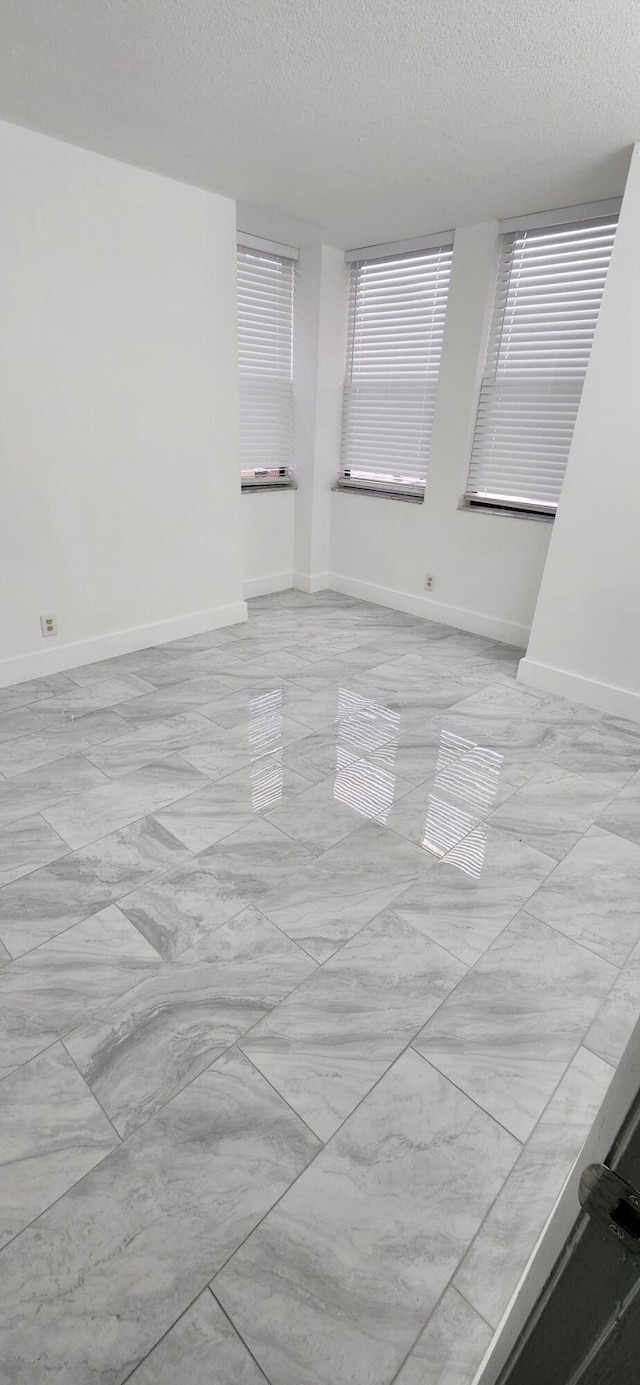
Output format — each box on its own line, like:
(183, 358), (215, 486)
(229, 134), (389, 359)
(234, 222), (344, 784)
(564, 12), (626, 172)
(0, 0), (638, 249)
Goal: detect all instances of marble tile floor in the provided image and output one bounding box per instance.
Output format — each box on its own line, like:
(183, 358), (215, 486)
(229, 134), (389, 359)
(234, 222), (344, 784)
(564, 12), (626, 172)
(1, 590), (640, 1384)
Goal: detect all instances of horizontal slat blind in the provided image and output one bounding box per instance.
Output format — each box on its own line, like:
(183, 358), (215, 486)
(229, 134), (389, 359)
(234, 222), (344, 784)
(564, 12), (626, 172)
(466, 215), (617, 514)
(339, 243), (453, 495)
(237, 246), (294, 481)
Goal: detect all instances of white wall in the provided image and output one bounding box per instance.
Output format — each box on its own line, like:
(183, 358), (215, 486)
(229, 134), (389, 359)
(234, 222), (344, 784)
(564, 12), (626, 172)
(242, 491), (295, 597)
(0, 120), (245, 685)
(292, 244), (347, 591)
(520, 144), (640, 719)
(239, 244), (346, 601)
(330, 222), (553, 648)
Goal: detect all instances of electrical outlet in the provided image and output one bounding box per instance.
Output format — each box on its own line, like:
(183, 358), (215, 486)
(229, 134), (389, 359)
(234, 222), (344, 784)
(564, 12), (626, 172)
(40, 614), (57, 638)
(424, 574), (435, 591)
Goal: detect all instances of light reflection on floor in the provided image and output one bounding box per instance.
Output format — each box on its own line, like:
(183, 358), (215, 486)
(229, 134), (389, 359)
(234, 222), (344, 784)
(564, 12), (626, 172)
(246, 682), (505, 875)
(334, 690), (400, 823)
(249, 689), (284, 811)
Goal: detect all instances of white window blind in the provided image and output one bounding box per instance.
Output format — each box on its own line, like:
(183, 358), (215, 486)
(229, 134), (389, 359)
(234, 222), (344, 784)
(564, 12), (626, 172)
(466, 214), (617, 515)
(339, 242), (453, 498)
(237, 245), (294, 485)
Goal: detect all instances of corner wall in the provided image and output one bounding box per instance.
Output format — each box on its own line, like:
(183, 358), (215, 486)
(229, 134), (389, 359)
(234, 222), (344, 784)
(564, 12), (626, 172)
(242, 491), (295, 597)
(520, 144), (640, 719)
(0, 120), (245, 686)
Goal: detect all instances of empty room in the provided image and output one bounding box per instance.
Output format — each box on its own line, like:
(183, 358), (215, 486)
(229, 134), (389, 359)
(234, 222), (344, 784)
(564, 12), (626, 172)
(1, 2), (640, 1382)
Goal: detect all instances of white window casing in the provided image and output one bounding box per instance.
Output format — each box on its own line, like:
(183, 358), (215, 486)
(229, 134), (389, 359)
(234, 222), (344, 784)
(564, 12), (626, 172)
(237, 242), (295, 486)
(465, 212), (618, 516)
(338, 237), (454, 499)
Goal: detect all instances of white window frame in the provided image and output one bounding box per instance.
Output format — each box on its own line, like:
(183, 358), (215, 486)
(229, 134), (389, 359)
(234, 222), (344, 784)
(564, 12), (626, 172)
(237, 233), (298, 491)
(463, 200), (619, 520)
(337, 231), (454, 502)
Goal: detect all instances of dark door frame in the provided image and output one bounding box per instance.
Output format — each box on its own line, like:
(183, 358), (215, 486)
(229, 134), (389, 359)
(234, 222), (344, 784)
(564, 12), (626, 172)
(473, 1013), (640, 1384)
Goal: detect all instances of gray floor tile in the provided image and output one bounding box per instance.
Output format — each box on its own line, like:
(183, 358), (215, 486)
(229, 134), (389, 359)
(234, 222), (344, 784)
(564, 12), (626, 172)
(0, 593), (633, 1385)
(526, 693), (604, 733)
(413, 911), (616, 1139)
(0, 813), (69, 887)
(212, 1050), (519, 1385)
(127, 1290), (268, 1384)
(0, 709), (129, 778)
(526, 824), (640, 965)
(32, 675), (155, 726)
(197, 819), (318, 903)
(196, 683), (303, 732)
(596, 766), (640, 846)
(0, 905), (162, 1078)
(213, 711), (310, 756)
(394, 1286), (493, 1385)
(585, 937), (640, 1067)
(0, 1049), (319, 1385)
(119, 860), (252, 961)
(488, 762), (616, 861)
(354, 669), (486, 719)
(440, 712), (573, 789)
(0, 674), (76, 713)
(115, 675), (231, 726)
(266, 768), (412, 853)
(83, 711), (217, 777)
(41, 757), (209, 850)
(454, 1046), (612, 1328)
(288, 658), (377, 692)
(388, 765), (517, 855)
(0, 753), (110, 830)
(64, 648), (186, 688)
(0, 816), (191, 958)
(0, 1044), (117, 1249)
(554, 721), (640, 789)
(66, 906), (316, 1135)
(241, 908), (465, 1139)
(0, 705), (47, 745)
(282, 724), (354, 783)
(447, 683), (542, 721)
(260, 821), (437, 962)
(393, 825), (555, 965)
(176, 732), (257, 780)
(154, 760), (311, 853)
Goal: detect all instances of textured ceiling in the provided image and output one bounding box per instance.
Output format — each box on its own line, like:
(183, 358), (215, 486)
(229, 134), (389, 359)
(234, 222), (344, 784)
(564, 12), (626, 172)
(0, 0), (638, 248)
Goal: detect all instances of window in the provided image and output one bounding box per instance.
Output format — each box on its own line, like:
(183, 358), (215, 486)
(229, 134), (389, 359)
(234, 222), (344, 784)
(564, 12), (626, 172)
(237, 238), (296, 488)
(465, 211), (618, 517)
(338, 237), (453, 500)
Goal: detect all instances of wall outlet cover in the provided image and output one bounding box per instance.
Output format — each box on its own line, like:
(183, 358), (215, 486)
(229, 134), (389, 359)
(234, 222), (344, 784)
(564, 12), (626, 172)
(40, 615), (58, 637)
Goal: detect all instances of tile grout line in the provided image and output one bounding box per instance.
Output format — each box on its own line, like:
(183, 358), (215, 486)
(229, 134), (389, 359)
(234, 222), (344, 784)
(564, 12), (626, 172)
(386, 1278), (495, 1385)
(60, 1037), (126, 1146)
(206, 1286), (274, 1383)
(205, 1040), (523, 1384)
(426, 1036), (618, 1332)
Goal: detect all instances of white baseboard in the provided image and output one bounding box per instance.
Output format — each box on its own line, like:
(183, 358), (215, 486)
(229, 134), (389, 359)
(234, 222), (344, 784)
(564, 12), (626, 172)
(328, 572), (530, 647)
(517, 657), (640, 722)
(244, 572), (293, 599)
(293, 572), (330, 594)
(0, 601), (248, 689)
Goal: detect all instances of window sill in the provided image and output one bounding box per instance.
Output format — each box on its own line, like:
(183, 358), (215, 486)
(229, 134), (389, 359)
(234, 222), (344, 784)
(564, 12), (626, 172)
(241, 477), (297, 494)
(332, 482), (424, 505)
(458, 499), (555, 524)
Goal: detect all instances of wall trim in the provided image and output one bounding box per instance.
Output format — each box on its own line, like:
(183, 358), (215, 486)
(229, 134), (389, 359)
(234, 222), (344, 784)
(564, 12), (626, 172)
(328, 572), (530, 646)
(293, 571), (330, 594)
(0, 601), (248, 689)
(517, 657), (640, 722)
(244, 572), (293, 599)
